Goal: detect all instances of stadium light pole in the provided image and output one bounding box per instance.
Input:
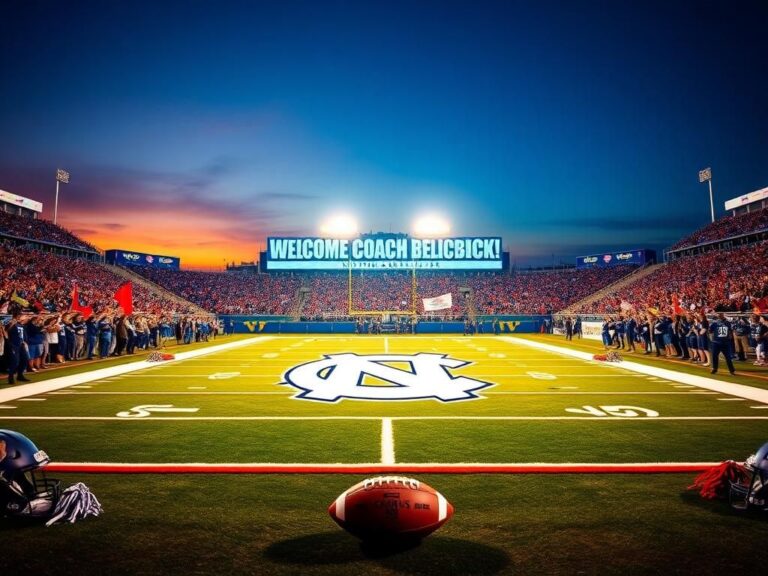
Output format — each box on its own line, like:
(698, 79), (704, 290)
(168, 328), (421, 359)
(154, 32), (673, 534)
(54, 168), (70, 224)
(699, 167), (714, 223)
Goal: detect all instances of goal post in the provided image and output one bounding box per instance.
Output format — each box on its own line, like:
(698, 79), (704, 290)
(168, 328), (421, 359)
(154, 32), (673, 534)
(347, 265), (418, 316)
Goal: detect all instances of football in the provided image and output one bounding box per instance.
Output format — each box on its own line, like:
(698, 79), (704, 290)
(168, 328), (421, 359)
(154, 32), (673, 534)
(328, 476), (454, 540)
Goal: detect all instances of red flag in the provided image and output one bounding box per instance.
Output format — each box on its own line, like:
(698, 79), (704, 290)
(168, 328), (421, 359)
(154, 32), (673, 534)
(114, 281), (133, 315)
(671, 294), (683, 315)
(70, 285), (94, 318)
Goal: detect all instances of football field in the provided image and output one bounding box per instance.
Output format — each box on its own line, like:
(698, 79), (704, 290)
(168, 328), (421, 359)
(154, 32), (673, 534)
(3, 334), (768, 575)
(4, 334), (768, 467)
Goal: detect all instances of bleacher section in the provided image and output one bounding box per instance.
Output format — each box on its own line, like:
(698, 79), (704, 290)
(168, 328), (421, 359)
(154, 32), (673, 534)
(670, 206), (768, 251)
(132, 267), (301, 315)
(0, 244), (199, 316)
(0, 211), (99, 253)
(574, 241), (767, 314)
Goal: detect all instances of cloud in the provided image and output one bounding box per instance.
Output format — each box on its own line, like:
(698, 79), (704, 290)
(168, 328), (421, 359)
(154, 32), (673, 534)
(70, 228), (98, 236)
(101, 223), (127, 231)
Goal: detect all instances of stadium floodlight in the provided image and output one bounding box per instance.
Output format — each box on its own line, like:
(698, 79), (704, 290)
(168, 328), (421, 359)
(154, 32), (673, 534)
(412, 214), (451, 237)
(698, 167), (714, 223)
(320, 213), (359, 238)
(54, 168), (70, 224)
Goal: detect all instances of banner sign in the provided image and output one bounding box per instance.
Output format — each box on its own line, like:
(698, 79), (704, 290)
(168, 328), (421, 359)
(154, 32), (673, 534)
(724, 186), (768, 211)
(105, 249), (180, 270)
(265, 236), (503, 270)
(422, 293), (453, 312)
(576, 249), (654, 269)
(0, 189), (43, 213)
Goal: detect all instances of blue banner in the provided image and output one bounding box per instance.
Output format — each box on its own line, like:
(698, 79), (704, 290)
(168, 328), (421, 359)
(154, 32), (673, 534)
(222, 316), (548, 334)
(106, 249), (180, 269)
(576, 249), (655, 268)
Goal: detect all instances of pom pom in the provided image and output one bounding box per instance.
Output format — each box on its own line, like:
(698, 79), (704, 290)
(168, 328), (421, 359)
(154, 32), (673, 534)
(688, 461), (749, 500)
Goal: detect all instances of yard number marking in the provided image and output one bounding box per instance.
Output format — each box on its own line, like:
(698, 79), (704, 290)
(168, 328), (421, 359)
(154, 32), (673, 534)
(116, 405), (200, 418)
(565, 405), (659, 417)
(527, 371), (557, 380)
(208, 372), (241, 380)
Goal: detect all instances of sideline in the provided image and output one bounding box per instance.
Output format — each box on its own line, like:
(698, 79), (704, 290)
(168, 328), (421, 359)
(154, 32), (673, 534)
(45, 461), (720, 474)
(503, 337), (768, 405)
(0, 336), (272, 404)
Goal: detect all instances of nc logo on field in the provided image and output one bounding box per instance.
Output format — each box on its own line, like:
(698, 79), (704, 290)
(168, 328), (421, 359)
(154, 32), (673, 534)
(282, 353), (495, 403)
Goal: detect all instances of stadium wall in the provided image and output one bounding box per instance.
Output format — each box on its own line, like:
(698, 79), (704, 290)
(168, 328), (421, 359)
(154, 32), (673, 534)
(223, 315), (549, 334)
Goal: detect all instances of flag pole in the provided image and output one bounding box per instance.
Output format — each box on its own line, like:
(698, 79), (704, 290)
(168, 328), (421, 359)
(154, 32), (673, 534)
(54, 179), (60, 224)
(708, 179), (715, 223)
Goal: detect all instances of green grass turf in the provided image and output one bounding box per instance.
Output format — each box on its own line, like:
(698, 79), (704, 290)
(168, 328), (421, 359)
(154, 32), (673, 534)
(3, 334), (768, 574)
(2, 473), (768, 575)
(518, 333), (768, 390)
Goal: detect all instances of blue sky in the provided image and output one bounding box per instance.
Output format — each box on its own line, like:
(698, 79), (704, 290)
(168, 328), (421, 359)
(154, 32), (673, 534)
(1, 0), (766, 267)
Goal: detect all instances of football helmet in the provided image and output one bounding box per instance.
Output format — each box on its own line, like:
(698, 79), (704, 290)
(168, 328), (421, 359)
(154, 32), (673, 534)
(729, 441), (768, 511)
(0, 429), (60, 519)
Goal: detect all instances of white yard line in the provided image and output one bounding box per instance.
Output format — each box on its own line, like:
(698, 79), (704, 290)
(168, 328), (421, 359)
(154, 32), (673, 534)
(47, 461), (722, 469)
(47, 391), (294, 395)
(503, 337), (768, 405)
(2, 416), (767, 421)
(381, 417), (396, 464)
(47, 390), (718, 396)
(0, 336), (273, 404)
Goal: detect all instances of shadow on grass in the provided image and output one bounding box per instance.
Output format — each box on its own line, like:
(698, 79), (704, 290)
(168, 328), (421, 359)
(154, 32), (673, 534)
(264, 531), (509, 574)
(678, 490), (768, 522)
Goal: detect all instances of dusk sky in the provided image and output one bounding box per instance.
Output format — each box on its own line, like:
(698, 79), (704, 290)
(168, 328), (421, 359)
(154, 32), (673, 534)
(1, 0), (767, 269)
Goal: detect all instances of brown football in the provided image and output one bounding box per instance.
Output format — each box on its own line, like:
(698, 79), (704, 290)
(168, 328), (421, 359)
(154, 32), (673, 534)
(329, 476), (454, 540)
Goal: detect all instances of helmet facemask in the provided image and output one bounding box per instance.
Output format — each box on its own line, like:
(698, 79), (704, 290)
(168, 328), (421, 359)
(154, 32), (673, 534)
(729, 447), (768, 512)
(0, 435), (61, 520)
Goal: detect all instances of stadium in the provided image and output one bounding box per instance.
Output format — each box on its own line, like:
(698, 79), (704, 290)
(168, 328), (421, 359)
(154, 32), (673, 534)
(2, 2), (768, 575)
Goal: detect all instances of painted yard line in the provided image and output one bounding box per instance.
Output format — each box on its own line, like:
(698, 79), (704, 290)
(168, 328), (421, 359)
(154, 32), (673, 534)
(484, 391), (718, 395)
(0, 406), (17, 409)
(48, 391), (295, 395)
(504, 337), (768, 405)
(18, 398), (46, 402)
(123, 374), (279, 378)
(381, 417), (395, 464)
(112, 372), (649, 378)
(49, 390), (720, 396)
(717, 398), (746, 401)
(4, 416), (768, 421)
(0, 336), (274, 404)
(751, 406), (768, 409)
(46, 462), (721, 474)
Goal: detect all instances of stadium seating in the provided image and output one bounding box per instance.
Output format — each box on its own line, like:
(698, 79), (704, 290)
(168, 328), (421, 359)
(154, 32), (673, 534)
(0, 211), (99, 252)
(577, 241), (768, 314)
(670, 207), (768, 251)
(132, 267), (301, 315)
(0, 243), (195, 316)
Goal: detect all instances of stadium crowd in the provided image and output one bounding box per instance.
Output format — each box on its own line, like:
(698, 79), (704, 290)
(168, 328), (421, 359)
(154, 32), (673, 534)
(577, 242), (768, 315)
(0, 211), (99, 252)
(466, 266), (636, 315)
(0, 244), (194, 317)
(670, 206), (768, 250)
(132, 267), (301, 315)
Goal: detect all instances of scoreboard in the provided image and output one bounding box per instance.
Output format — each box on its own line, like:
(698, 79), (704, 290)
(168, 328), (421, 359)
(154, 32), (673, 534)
(265, 235), (503, 271)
